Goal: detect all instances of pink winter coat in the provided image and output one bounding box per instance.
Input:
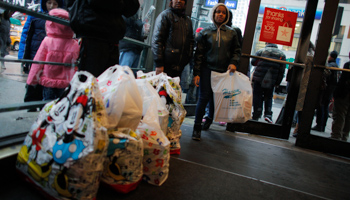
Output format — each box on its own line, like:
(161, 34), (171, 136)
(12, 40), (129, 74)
(27, 8), (80, 88)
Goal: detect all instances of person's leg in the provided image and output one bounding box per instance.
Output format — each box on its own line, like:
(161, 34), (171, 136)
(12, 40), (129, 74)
(252, 82), (263, 120)
(340, 95), (350, 141)
(42, 87), (56, 101)
(263, 87), (274, 123)
(193, 67), (212, 140)
(119, 50), (140, 69)
(54, 88), (66, 99)
(331, 96), (347, 139)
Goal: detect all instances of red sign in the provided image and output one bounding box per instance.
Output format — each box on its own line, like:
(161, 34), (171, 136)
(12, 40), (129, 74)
(259, 7), (298, 46)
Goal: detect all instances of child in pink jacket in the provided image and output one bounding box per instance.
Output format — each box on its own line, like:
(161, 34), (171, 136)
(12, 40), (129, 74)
(27, 8), (80, 100)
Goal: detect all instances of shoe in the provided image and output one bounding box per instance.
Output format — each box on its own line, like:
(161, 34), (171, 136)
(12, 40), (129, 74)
(264, 117), (273, 123)
(192, 123), (202, 141)
(219, 122), (226, 126)
(311, 125), (324, 132)
(292, 123), (298, 137)
(202, 117), (213, 130)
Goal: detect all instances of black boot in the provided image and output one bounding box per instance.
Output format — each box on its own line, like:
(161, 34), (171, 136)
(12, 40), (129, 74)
(202, 117), (213, 130)
(192, 123), (202, 141)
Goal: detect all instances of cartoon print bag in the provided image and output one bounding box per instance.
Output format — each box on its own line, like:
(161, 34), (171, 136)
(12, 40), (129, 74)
(101, 128), (143, 194)
(136, 96), (170, 186)
(98, 65), (143, 131)
(211, 71), (252, 123)
(16, 71), (109, 200)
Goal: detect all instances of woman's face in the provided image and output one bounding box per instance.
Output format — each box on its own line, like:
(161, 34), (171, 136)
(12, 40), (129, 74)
(46, 0), (59, 12)
(214, 6), (227, 25)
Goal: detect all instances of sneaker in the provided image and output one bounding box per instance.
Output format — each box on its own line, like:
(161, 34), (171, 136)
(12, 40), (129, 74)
(264, 117), (273, 123)
(202, 117), (213, 130)
(192, 124), (202, 141)
(219, 122), (226, 126)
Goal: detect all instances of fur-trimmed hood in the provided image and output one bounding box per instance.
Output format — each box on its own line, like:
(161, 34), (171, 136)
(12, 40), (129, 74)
(209, 3), (230, 27)
(209, 3), (230, 47)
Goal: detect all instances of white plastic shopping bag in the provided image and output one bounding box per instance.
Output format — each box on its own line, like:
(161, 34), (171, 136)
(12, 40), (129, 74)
(98, 65), (143, 130)
(136, 79), (169, 134)
(136, 96), (170, 186)
(137, 71), (186, 155)
(16, 71), (109, 200)
(211, 71), (252, 123)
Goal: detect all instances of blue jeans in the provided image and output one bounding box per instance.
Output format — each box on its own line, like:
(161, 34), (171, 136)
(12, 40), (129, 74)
(252, 82), (274, 119)
(119, 50), (141, 69)
(43, 87), (65, 101)
(194, 67), (214, 124)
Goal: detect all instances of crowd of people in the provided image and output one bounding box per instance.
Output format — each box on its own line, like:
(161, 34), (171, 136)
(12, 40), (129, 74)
(0, 0), (349, 142)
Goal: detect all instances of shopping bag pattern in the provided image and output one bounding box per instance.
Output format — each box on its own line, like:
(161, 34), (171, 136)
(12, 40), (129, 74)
(211, 71), (252, 123)
(16, 71), (109, 200)
(101, 128), (143, 194)
(137, 123), (170, 186)
(136, 95), (170, 186)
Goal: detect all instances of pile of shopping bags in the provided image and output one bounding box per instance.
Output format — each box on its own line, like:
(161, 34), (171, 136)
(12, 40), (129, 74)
(16, 65), (186, 199)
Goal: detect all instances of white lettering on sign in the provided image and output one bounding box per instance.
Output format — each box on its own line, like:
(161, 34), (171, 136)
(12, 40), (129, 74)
(226, 2), (235, 8)
(265, 9), (285, 22)
(207, 0), (218, 6)
(16, 0), (25, 6)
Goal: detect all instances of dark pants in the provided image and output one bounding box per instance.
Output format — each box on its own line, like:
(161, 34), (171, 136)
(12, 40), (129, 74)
(78, 38), (119, 78)
(194, 67), (214, 124)
(43, 87), (65, 101)
(252, 82), (274, 119)
(331, 94), (350, 140)
(314, 86), (335, 128)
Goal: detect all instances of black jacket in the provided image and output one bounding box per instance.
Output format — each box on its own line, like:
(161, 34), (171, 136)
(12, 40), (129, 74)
(67, 0), (140, 43)
(326, 60), (339, 87)
(193, 24), (241, 77)
(23, 18), (46, 60)
(251, 43), (286, 86)
(119, 15), (144, 53)
(333, 61), (350, 99)
(152, 9), (194, 72)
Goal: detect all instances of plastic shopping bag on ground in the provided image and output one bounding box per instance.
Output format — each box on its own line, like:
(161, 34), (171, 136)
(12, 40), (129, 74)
(136, 79), (169, 135)
(101, 128), (143, 194)
(137, 71), (186, 155)
(136, 96), (170, 186)
(16, 71), (109, 200)
(98, 65), (143, 130)
(211, 71), (252, 123)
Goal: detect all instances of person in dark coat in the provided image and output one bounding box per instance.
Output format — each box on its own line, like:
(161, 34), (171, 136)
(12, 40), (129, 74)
(251, 42), (286, 123)
(191, 3), (241, 141)
(19, 0), (64, 74)
(152, 0), (194, 78)
(330, 51), (350, 141)
(67, 0), (140, 77)
(0, 9), (13, 69)
(119, 12), (147, 75)
(312, 50), (339, 132)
